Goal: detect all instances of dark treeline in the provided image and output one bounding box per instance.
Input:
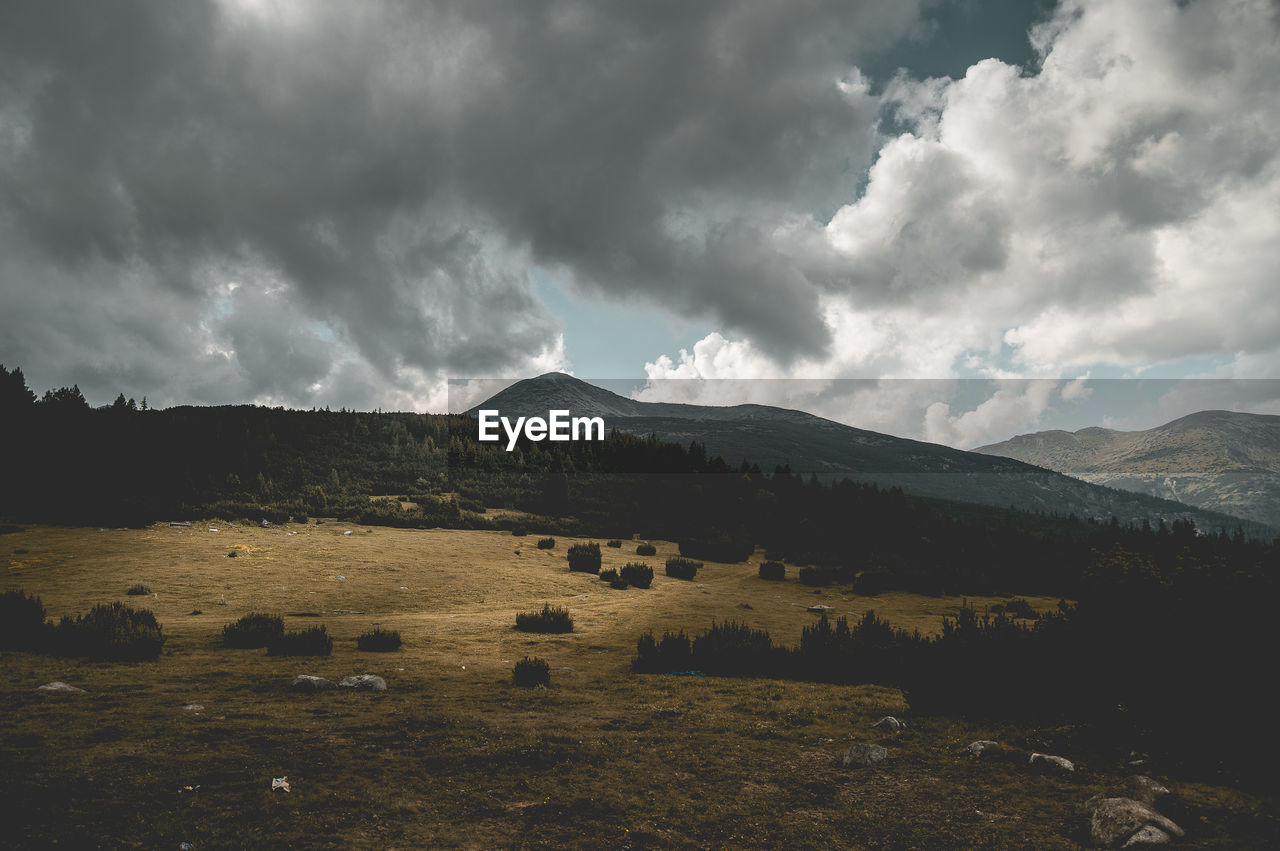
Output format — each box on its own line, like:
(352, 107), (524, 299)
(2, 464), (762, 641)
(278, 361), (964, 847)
(634, 538), (1280, 786)
(2, 364), (1271, 602)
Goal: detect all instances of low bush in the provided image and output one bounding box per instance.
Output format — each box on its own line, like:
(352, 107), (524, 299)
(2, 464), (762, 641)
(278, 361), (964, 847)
(636, 543), (657, 556)
(606, 540), (623, 548)
(567, 542), (602, 574)
(632, 629), (693, 673)
(126, 583), (152, 596)
(511, 527), (527, 537)
(600, 568), (619, 583)
(665, 557), (701, 580)
(610, 578), (629, 589)
(0, 590), (50, 651)
(515, 603), (574, 634)
(55, 602), (166, 661)
(1000, 598), (1040, 620)
(267, 625), (333, 656)
(798, 565), (836, 587)
(356, 628), (402, 651)
(759, 561), (786, 581)
(222, 613), (285, 648)
(620, 562), (654, 589)
(513, 656), (550, 687)
(537, 537), (556, 549)
(853, 568), (889, 596)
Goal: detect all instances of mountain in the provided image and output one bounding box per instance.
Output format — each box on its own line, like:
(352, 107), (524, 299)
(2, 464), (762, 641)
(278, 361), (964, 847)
(976, 410), (1280, 529)
(470, 374), (1276, 537)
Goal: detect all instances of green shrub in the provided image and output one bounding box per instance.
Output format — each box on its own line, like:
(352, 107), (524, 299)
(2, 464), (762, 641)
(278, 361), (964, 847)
(268, 625), (333, 656)
(0, 590), (50, 651)
(515, 603), (574, 634)
(665, 557), (701, 580)
(606, 540), (623, 548)
(610, 578), (629, 589)
(126, 583), (151, 596)
(636, 543), (657, 556)
(357, 628), (402, 651)
(511, 527), (527, 537)
(620, 562), (654, 589)
(537, 537), (556, 549)
(222, 613), (285, 648)
(1002, 598), (1040, 619)
(56, 602), (165, 661)
(600, 568), (619, 583)
(759, 561), (786, 581)
(513, 656), (550, 687)
(567, 542), (602, 574)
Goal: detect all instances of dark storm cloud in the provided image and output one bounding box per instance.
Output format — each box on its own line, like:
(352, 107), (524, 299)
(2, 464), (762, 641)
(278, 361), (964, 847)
(0, 0), (927, 406)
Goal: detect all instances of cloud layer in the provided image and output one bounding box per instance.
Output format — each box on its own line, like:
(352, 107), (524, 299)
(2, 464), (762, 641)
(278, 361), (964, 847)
(0, 0), (926, 407)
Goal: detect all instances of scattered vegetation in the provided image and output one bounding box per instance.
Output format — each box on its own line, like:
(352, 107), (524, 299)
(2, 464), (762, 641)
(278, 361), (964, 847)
(536, 537), (555, 549)
(606, 540), (622, 548)
(599, 568), (619, 583)
(267, 625), (333, 656)
(356, 628), (402, 651)
(222, 613), (285, 648)
(664, 557), (700, 581)
(635, 543), (656, 556)
(126, 583), (151, 596)
(512, 655), (550, 687)
(758, 561), (785, 581)
(55, 602), (166, 661)
(620, 562), (653, 589)
(991, 598), (1039, 619)
(514, 603), (574, 634)
(566, 542), (602, 574)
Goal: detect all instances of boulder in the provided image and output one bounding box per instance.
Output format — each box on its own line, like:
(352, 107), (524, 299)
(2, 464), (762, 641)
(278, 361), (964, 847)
(1122, 826), (1172, 847)
(871, 716), (905, 733)
(338, 674), (387, 692)
(965, 740), (1001, 759)
(807, 604), (834, 614)
(1029, 752), (1075, 772)
(1089, 797), (1183, 848)
(36, 681), (85, 693)
(1115, 776), (1170, 808)
(290, 675), (335, 692)
(842, 743), (888, 768)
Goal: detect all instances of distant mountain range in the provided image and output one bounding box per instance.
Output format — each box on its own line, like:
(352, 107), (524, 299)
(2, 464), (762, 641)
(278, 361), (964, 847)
(471, 374), (1277, 538)
(976, 410), (1280, 530)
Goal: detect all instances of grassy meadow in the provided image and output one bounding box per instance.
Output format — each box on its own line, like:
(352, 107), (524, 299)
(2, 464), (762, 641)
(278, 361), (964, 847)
(1, 522), (1275, 847)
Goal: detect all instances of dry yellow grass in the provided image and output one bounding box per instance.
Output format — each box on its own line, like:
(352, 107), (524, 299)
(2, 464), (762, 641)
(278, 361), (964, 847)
(1, 522), (1272, 848)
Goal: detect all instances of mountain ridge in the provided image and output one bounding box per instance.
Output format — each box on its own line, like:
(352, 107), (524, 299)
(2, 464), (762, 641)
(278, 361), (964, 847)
(470, 374), (1277, 537)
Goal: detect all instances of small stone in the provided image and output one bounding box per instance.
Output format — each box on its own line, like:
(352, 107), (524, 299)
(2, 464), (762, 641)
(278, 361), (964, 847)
(36, 681), (85, 693)
(182, 703), (204, 712)
(842, 743), (888, 768)
(338, 674), (387, 692)
(965, 740), (1000, 758)
(871, 716), (905, 733)
(290, 675), (335, 692)
(1029, 752), (1074, 772)
(807, 604), (834, 613)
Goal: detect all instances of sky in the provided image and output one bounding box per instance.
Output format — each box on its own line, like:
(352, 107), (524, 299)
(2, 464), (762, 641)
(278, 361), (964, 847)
(2, 0), (1279, 447)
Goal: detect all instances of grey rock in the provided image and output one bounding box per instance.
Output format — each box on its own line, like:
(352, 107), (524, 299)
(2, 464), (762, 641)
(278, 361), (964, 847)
(965, 740), (1000, 758)
(338, 674), (387, 692)
(871, 716), (905, 733)
(290, 675), (335, 692)
(842, 743), (888, 768)
(182, 703), (204, 711)
(36, 681), (85, 693)
(1117, 776), (1170, 808)
(807, 604), (834, 613)
(1090, 797), (1183, 848)
(1029, 752), (1075, 772)
(1122, 826), (1171, 847)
